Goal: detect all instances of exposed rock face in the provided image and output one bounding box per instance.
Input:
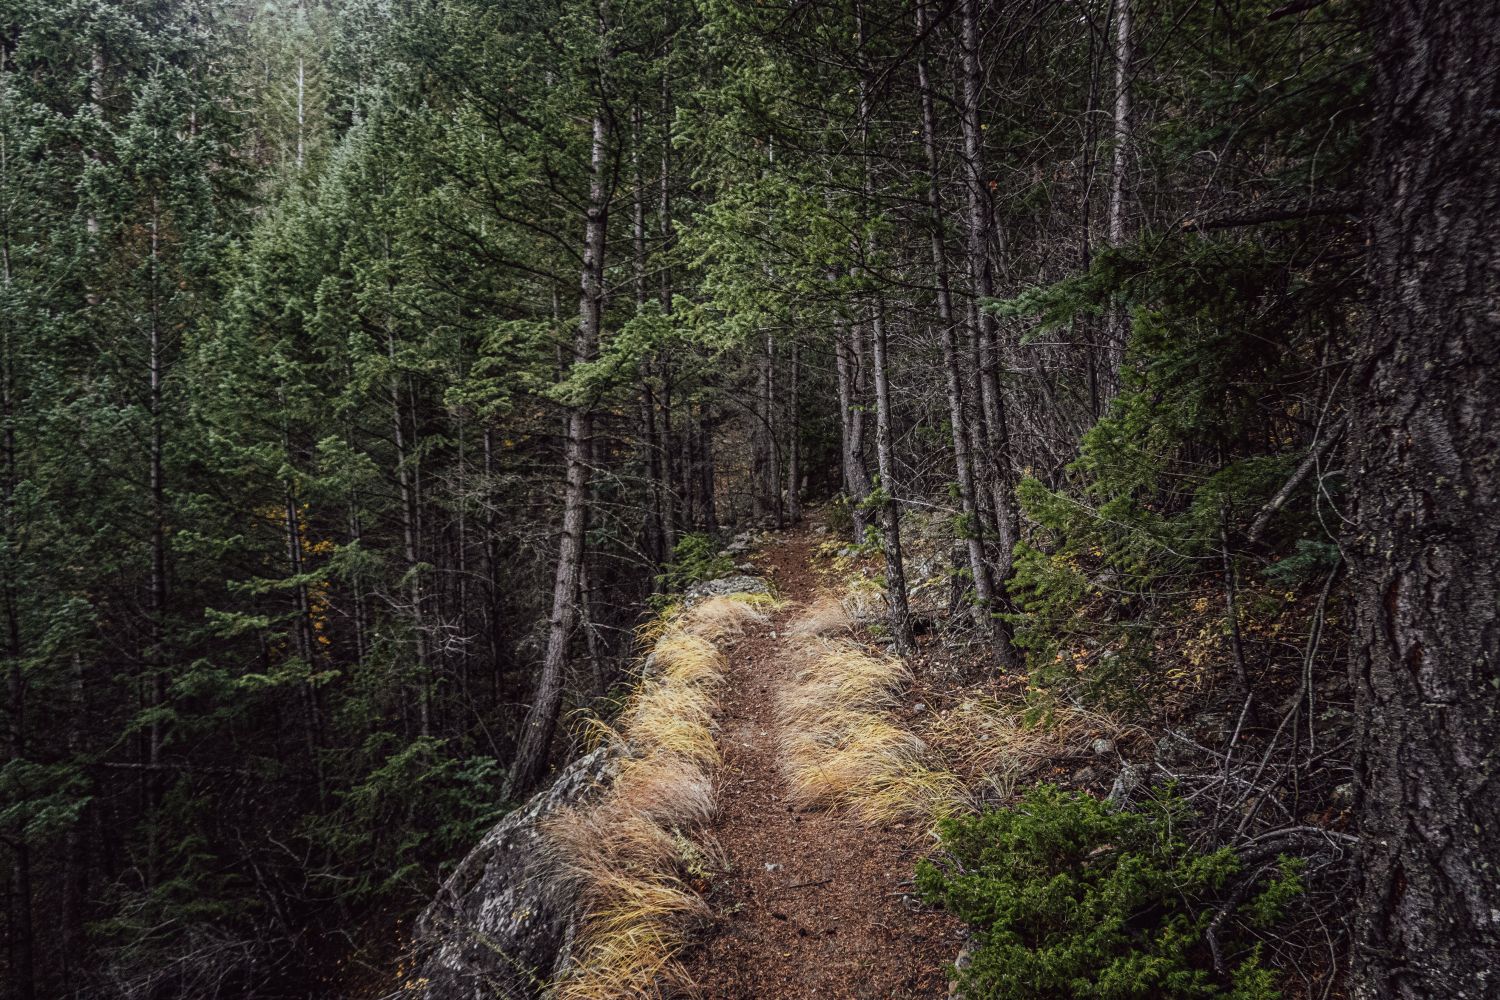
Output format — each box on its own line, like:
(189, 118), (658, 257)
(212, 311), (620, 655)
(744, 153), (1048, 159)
(683, 574), (769, 602)
(407, 572), (763, 998)
(720, 531), (760, 557)
(407, 746), (617, 1000)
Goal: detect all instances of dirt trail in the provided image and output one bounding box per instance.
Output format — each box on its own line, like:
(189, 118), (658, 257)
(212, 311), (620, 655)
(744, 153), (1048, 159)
(681, 526), (961, 999)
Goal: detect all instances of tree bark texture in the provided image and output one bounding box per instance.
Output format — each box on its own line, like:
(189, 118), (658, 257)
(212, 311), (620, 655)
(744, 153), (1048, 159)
(1347, 3), (1500, 996)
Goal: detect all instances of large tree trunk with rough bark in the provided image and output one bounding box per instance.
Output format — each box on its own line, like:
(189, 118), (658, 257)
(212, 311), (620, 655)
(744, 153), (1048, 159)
(1346, 2), (1500, 996)
(507, 107), (609, 798)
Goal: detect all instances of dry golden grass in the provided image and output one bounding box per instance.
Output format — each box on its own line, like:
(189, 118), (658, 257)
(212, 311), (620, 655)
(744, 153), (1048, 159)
(678, 592), (773, 642)
(647, 630), (725, 689)
(839, 578), (885, 624)
(546, 595), (758, 999)
(919, 697), (1125, 802)
(784, 593), (853, 637)
(551, 870), (709, 1000)
(774, 631), (1119, 826)
(775, 639), (967, 825)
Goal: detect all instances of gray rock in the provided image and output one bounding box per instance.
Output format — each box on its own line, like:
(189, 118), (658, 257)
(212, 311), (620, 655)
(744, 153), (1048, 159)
(1108, 762), (1144, 803)
(683, 574), (769, 602)
(407, 746), (617, 1000)
(722, 532), (758, 556)
(949, 935), (976, 998)
(1092, 737), (1116, 756)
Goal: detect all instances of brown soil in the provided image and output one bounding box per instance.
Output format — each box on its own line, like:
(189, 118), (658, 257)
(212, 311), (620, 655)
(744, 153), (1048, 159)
(680, 525), (963, 999)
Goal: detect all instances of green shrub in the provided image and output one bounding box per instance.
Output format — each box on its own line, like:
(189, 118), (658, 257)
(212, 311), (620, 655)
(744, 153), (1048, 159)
(917, 785), (1299, 1000)
(827, 492), (855, 538)
(656, 532), (735, 594)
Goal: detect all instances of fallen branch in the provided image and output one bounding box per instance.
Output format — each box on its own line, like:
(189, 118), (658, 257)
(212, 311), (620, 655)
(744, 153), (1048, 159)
(1180, 199), (1359, 233)
(1246, 417), (1348, 546)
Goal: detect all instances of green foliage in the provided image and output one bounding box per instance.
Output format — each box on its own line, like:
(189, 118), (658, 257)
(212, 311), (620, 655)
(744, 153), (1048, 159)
(1000, 231), (1353, 696)
(305, 736), (507, 901)
(657, 532), (735, 595)
(918, 786), (1301, 1000)
(826, 493), (856, 539)
(1262, 540), (1341, 589)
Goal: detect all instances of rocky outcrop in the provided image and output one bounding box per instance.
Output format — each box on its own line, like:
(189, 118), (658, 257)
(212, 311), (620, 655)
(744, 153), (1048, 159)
(406, 746), (617, 1000)
(683, 574), (769, 602)
(405, 572), (765, 999)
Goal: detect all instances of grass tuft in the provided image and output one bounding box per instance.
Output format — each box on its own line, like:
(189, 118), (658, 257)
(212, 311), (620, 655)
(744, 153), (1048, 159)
(919, 698), (1122, 803)
(678, 592), (774, 642)
(777, 596), (1125, 829)
(784, 593), (854, 637)
(776, 639), (967, 824)
(546, 596), (752, 999)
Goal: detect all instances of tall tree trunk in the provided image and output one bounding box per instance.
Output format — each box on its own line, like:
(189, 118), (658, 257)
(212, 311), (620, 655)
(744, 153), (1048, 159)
(1347, 3), (1500, 996)
(632, 108), (669, 566)
(1078, 7), (1105, 420)
(752, 334), (771, 525)
(916, 0), (997, 633)
(146, 198), (169, 885)
(294, 0), (307, 170)
(62, 653), (86, 986)
(682, 412), (698, 529)
(281, 470), (327, 805)
(347, 449), (369, 667)
(296, 56), (305, 171)
(698, 403), (718, 534)
(482, 427), (504, 708)
(958, 0), (1022, 668)
(386, 317), (431, 739)
(868, 297), (913, 653)
(763, 330), (783, 528)
(657, 74), (679, 554)
(786, 340), (801, 524)
(856, 2), (911, 651)
(834, 311), (872, 542)
(506, 105), (609, 797)
(1103, 0), (1133, 395)
(455, 409), (473, 710)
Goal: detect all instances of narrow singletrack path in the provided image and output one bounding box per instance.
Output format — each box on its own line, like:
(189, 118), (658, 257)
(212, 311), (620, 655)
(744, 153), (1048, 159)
(681, 526), (961, 999)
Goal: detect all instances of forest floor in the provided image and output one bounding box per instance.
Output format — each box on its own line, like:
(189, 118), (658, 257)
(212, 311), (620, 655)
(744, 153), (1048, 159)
(679, 525), (963, 999)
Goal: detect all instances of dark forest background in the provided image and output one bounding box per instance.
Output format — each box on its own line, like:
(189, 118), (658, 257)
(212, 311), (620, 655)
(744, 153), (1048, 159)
(2, 0), (1494, 997)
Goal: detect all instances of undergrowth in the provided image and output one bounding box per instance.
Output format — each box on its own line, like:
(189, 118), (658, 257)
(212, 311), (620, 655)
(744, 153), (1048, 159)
(917, 784), (1302, 1000)
(655, 532), (736, 596)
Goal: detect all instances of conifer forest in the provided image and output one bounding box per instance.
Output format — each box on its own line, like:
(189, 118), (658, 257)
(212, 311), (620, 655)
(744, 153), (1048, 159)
(1, 0), (1497, 997)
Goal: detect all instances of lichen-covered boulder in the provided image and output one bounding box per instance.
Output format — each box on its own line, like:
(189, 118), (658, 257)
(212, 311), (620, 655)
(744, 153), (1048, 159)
(406, 746), (617, 999)
(682, 574), (769, 602)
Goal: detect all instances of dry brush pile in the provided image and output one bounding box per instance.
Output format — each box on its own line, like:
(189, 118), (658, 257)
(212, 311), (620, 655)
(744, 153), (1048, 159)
(545, 594), (770, 999)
